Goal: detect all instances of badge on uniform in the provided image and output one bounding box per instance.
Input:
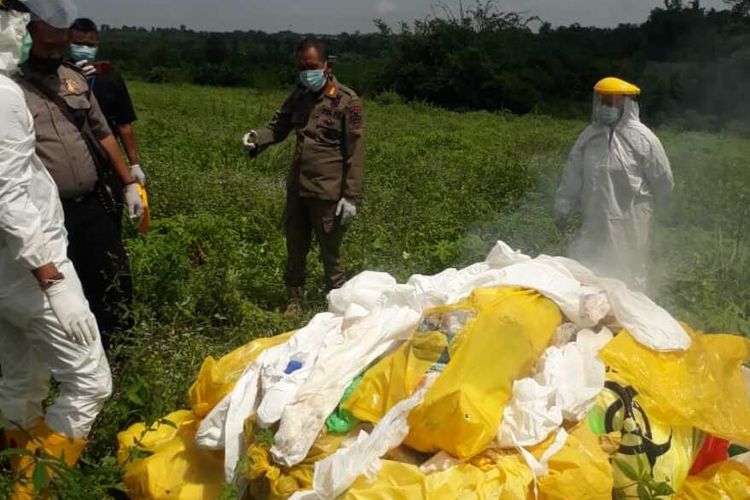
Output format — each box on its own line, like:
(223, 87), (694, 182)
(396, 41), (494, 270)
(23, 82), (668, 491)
(64, 78), (79, 93)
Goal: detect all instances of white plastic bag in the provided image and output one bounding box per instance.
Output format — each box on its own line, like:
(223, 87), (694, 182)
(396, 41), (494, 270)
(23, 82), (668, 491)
(486, 241), (690, 351)
(485, 240), (532, 268)
(543, 254), (690, 351)
(497, 378), (563, 448)
(220, 347), (279, 480)
(418, 451), (467, 474)
(534, 327), (611, 422)
(498, 327), (612, 448)
(272, 304), (421, 467)
(256, 313), (343, 427)
(196, 314), (342, 481)
(328, 271), (398, 322)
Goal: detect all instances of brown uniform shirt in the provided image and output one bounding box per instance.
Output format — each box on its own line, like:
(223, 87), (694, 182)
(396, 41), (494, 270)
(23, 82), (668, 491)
(15, 63), (112, 199)
(254, 78), (365, 201)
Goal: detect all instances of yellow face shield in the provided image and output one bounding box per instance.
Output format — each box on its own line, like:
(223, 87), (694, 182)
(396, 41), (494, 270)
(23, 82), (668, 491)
(594, 77), (641, 96)
(592, 77), (641, 126)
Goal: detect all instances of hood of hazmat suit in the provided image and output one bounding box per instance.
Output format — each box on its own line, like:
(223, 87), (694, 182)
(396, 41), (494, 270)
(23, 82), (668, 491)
(0, 0), (81, 292)
(554, 77), (674, 291)
(1, 0), (77, 28)
(0, 0), (77, 73)
(0, 2), (69, 292)
(0, 5), (27, 74)
(0, 0), (111, 447)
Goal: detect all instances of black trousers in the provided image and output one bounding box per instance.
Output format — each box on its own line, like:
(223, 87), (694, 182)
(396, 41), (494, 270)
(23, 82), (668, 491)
(62, 194), (133, 347)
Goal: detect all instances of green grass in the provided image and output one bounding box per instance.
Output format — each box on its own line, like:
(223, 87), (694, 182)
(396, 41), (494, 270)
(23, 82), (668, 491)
(2, 82), (748, 497)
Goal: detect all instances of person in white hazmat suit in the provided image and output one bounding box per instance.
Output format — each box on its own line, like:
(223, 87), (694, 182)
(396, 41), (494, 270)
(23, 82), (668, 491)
(554, 77), (674, 291)
(0, 0), (111, 494)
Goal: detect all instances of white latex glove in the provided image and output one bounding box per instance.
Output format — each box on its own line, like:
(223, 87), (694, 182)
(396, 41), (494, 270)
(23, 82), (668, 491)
(242, 130), (258, 154)
(130, 164), (146, 186)
(335, 198), (357, 225)
(45, 279), (99, 346)
(75, 59), (97, 77)
(124, 183), (144, 226)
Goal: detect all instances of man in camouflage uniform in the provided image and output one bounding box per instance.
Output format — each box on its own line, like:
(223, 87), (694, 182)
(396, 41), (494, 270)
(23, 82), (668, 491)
(243, 38), (365, 316)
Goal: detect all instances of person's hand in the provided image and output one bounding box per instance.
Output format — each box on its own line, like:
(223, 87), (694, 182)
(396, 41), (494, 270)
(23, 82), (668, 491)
(130, 164), (146, 186)
(242, 131), (258, 154)
(336, 198), (357, 225)
(45, 279), (99, 346)
(554, 213), (569, 232)
(75, 59), (97, 77)
(124, 183), (145, 226)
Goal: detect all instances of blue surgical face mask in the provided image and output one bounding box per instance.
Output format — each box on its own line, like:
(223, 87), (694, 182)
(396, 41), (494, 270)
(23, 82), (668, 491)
(598, 105), (621, 125)
(70, 44), (98, 63)
(20, 33), (32, 65)
(299, 69), (327, 92)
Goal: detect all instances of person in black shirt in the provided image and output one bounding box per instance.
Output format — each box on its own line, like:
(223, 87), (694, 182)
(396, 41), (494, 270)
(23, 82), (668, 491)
(69, 18), (147, 189)
(64, 18), (145, 344)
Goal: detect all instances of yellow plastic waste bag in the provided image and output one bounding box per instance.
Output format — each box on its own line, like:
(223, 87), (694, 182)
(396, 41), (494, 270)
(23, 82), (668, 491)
(344, 302), (476, 424)
(189, 331), (294, 418)
(117, 334), (298, 498)
(117, 410), (224, 500)
(116, 410), (188, 465)
(344, 424), (611, 499)
(676, 459), (750, 499)
(588, 378), (700, 496)
(536, 424), (613, 500)
(344, 459), (529, 500)
(344, 329), (450, 423)
(469, 449), (534, 499)
(247, 443), (314, 500)
(246, 418), (348, 500)
(599, 328), (750, 446)
(406, 287), (562, 458)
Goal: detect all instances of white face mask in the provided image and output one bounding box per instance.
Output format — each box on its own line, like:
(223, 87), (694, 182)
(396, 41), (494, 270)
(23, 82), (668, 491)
(0, 10), (31, 74)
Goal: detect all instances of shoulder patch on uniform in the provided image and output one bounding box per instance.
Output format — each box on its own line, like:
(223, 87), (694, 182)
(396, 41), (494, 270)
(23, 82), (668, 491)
(348, 100), (363, 129)
(60, 64), (89, 91)
(64, 78), (80, 93)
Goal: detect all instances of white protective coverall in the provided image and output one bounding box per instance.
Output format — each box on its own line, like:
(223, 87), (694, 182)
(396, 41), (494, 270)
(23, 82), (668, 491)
(555, 92), (674, 291)
(0, 8), (111, 440)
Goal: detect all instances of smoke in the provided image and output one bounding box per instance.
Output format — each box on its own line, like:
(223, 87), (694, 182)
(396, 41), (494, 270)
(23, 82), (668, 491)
(456, 149), (571, 266)
(645, 130), (750, 334)
(452, 116), (749, 336)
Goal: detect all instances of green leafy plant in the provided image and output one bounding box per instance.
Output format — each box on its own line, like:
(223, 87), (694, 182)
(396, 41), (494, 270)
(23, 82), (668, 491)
(613, 455), (676, 500)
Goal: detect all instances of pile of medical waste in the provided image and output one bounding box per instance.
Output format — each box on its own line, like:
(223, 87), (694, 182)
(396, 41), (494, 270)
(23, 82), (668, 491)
(117, 241), (750, 499)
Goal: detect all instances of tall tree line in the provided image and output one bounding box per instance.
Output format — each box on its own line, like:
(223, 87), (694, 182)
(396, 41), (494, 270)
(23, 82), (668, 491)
(98, 1), (750, 132)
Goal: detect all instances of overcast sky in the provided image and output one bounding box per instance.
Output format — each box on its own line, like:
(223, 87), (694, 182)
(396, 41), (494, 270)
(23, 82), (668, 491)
(74, 0), (729, 33)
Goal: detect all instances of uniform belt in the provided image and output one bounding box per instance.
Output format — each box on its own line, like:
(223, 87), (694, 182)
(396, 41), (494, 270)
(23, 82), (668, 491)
(61, 191), (97, 207)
